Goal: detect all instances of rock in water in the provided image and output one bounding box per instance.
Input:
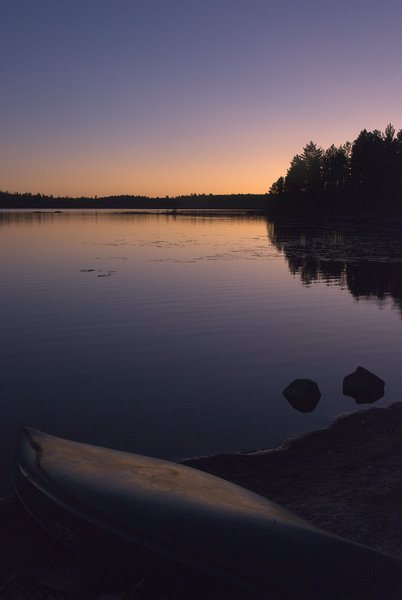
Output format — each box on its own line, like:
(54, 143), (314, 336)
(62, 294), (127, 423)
(343, 366), (385, 404)
(283, 379), (321, 413)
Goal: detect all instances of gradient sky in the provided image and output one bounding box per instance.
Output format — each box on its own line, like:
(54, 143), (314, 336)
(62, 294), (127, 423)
(1, 0), (402, 197)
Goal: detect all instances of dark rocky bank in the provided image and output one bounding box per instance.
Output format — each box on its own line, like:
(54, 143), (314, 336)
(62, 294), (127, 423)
(186, 402), (402, 559)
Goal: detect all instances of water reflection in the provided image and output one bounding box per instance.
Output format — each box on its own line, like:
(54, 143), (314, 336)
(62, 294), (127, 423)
(1, 211), (401, 314)
(0, 209), (263, 228)
(0, 209), (401, 494)
(267, 221), (402, 315)
(0, 210), (67, 227)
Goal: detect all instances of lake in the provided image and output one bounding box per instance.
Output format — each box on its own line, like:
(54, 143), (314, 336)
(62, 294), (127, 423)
(1, 210), (401, 494)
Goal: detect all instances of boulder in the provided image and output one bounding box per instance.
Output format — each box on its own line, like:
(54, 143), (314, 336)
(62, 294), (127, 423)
(342, 366), (385, 404)
(283, 379), (321, 413)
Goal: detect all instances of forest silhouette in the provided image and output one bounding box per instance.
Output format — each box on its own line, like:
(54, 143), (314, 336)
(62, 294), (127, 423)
(0, 124), (401, 216)
(269, 124), (402, 216)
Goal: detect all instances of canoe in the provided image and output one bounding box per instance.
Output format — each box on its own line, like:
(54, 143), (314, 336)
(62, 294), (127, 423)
(14, 427), (402, 599)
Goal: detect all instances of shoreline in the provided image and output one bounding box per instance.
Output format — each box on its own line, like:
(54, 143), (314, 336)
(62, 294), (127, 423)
(185, 402), (402, 559)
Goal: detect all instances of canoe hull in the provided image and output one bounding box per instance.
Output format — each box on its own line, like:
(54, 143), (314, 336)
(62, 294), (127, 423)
(15, 465), (209, 597)
(14, 427), (402, 599)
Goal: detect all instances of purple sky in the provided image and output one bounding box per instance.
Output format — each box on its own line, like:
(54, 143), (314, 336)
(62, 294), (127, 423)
(1, 0), (402, 196)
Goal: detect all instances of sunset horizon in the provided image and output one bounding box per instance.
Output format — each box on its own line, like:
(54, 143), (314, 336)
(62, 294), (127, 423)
(2, 1), (402, 198)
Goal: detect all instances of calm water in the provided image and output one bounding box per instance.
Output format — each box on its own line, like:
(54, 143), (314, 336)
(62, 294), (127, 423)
(1, 210), (401, 493)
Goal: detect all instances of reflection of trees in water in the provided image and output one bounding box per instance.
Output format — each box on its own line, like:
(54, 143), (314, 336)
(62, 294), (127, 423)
(267, 221), (402, 315)
(346, 262), (402, 312)
(0, 209), (262, 228)
(0, 211), (66, 227)
(286, 257), (346, 287)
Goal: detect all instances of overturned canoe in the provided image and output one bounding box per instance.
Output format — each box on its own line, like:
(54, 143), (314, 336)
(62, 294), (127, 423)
(14, 427), (402, 599)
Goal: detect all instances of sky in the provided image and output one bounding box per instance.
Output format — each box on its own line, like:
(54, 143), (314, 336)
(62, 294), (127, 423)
(1, 0), (402, 197)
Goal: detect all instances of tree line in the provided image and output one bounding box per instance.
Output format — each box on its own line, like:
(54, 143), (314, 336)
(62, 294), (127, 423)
(269, 125), (402, 215)
(0, 191), (267, 210)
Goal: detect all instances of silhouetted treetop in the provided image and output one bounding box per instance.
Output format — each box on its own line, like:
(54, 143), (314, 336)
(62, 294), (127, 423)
(269, 124), (402, 215)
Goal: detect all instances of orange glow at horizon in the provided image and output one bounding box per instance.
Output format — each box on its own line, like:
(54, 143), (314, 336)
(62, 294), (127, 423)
(4, 116), (402, 198)
(2, 138), (290, 198)
(2, 2), (402, 199)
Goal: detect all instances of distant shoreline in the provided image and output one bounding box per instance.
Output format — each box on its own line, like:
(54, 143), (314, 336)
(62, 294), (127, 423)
(1, 192), (400, 223)
(0, 192), (269, 210)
